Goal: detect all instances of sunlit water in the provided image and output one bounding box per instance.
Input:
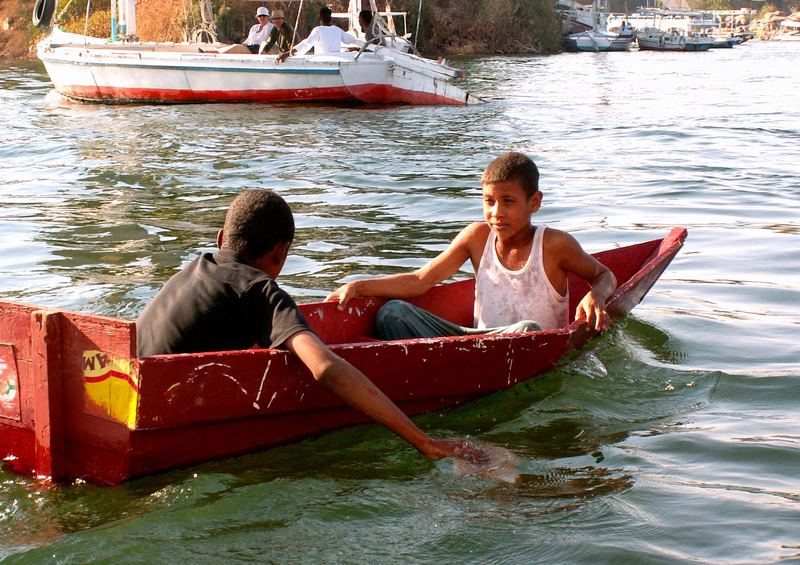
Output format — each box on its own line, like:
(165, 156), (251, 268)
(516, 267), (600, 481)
(1, 41), (798, 563)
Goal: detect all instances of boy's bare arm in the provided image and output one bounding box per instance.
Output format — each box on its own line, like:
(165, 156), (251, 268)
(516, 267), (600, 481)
(551, 231), (617, 332)
(284, 330), (486, 461)
(327, 223), (486, 309)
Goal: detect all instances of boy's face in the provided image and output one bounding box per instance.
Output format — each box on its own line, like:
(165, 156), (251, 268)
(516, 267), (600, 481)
(482, 180), (541, 240)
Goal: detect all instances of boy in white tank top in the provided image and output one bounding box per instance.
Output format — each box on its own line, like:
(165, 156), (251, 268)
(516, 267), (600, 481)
(327, 152), (617, 339)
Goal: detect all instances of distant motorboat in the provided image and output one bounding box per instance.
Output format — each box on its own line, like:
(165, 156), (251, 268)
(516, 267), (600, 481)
(710, 36), (737, 48)
(565, 29), (633, 52)
(636, 27), (715, 51)
(608, 8), (754, 48)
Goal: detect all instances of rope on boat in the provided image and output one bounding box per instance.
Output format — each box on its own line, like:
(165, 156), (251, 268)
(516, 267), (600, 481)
(290, 0), (304, 51)
(56, 0), (78, 24)
(83, 0), (91, 46)
(414, 0), (422, 49)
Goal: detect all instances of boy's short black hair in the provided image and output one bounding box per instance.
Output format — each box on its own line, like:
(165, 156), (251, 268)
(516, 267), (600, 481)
(359, 10), (373, 24)
(481, 152), (540, 198)
(320, 6), (333, 23)
(223, 189), (294, 261)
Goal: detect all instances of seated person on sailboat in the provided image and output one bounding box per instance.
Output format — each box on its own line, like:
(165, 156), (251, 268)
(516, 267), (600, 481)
(136, 189), (486, 463)
(276, 6), (364, 62)
(326, 152), (617, 339)
(359, 10), (385, 46)
(258, 10), (294, 54)
(243, 7), (274, 54)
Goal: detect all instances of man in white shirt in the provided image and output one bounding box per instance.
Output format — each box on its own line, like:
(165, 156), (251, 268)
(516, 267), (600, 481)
(243, 6), (274, 53)
(276, 6), (363, 62)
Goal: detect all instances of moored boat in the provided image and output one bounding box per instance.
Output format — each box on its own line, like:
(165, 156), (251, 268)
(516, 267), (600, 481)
(561, 0), (632, 52)
(710, 36), (737, 48)
(636, 27), (715, 51)
(0, 228), (686, 485)
(565, 29), (633, 52)
(34, 0), (477, 106)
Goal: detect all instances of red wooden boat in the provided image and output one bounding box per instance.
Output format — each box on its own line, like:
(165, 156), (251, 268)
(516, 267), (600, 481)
(0, 228), (686, 485)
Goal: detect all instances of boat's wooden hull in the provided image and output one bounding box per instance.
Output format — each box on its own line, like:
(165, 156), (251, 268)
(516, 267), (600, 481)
(0, 228), (686, 485)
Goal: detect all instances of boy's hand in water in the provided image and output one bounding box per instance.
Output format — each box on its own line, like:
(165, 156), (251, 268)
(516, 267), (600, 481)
(422, 439), (520, 484)
(421, 438), (490, 464)
(427, 439), (520, 484)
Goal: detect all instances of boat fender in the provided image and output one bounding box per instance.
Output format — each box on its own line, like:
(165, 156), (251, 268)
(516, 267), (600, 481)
(32, 0), (56, 28)
(658, 35), (665, 46)
(679, 36), (686, 46)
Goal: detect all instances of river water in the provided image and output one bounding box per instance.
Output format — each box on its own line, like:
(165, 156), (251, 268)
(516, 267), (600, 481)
(1, 41), (799, 563)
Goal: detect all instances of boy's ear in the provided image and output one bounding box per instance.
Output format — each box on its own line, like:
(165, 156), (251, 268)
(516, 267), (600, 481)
(275, 241), (291, 264)
(529, 191), (543, 213)
(216, 229), (224, 249)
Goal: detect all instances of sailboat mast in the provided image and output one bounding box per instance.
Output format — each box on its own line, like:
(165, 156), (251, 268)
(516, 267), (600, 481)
(415, 0), (423, 47)
(111, 0), (117, 41)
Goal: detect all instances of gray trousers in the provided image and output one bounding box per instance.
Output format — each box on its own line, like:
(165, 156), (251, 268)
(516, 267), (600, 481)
(375, 300), (542, 340)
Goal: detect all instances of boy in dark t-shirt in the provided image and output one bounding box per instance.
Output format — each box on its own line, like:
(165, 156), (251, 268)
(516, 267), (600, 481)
(137, 189), (485, 462)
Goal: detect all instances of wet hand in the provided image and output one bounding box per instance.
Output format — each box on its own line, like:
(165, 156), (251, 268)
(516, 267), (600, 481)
(423, 438), (490, 465)
(429, 439), (520, 484)
(452, 440), (492, 465)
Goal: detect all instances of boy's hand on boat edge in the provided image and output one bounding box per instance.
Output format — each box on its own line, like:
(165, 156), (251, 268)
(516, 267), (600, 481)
(325, 282), (360, 310)
(575, 290), (611, 333)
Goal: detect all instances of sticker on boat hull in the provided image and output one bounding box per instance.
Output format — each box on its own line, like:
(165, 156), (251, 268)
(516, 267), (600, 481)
(0, 344), (21, 422)
(82, 350), (139, 428)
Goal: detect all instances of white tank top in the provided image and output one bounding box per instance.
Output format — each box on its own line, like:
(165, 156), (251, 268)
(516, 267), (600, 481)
(474, 226), (568, 330)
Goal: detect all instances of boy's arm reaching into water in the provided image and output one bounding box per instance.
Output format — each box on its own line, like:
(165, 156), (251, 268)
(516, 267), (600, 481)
(284, 330), (487, 461)
(327, 223), (488, 309)
(546, 229), (617, 332)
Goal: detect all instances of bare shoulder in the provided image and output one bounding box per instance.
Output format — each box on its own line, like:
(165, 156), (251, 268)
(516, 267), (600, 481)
(542, 227), (609, 282)
(542, 226), (582, 253)
(414, 222), (487, 276)
(455, 222), (491, 255)
(459, 222), (490, 242)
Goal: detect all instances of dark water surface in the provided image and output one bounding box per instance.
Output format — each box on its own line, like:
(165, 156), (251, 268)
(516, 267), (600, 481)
(1, 41), (799, 563)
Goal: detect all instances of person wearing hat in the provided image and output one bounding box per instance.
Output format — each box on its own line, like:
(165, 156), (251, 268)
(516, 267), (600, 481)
(243, 6), (274, 53)
(258, 9), (294, 54)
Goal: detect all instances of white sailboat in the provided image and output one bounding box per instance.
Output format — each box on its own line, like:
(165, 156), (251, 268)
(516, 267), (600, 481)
(565, 0), (632, 52)
(34, 0), (478, 106)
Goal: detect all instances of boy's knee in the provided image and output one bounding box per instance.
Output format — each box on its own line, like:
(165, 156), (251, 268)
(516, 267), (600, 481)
(504, 320), (542, 333)
(376, 300), (412, 325)
(375, 300), (417, 340)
